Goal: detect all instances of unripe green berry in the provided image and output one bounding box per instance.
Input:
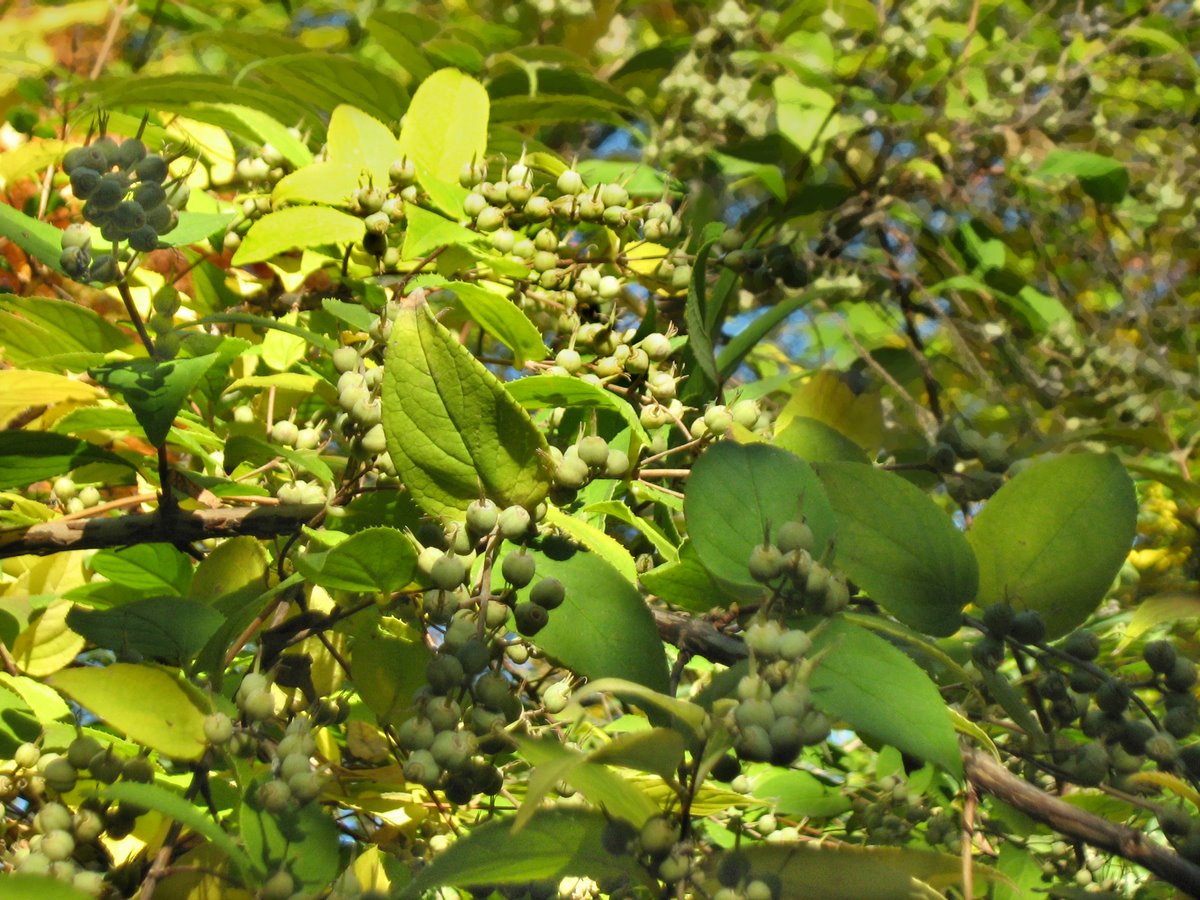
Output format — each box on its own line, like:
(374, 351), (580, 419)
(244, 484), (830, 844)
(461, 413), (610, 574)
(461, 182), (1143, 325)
(498, 505), (531, 541)
(577, 435), (610, 469)
(502, 551), (536, 587)
(638, 814), (679, 857)
(430, 553), (468, 590)
(204, 712), (235, 745)
(514, 602), (549, 635)
(241, 688), (277, 722)
(530, 577), (566, 610)
(749, 544), (784, 582)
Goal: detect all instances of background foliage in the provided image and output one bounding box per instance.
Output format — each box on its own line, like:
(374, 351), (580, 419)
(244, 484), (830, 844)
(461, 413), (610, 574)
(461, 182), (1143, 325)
(1, 0), (1200, 898)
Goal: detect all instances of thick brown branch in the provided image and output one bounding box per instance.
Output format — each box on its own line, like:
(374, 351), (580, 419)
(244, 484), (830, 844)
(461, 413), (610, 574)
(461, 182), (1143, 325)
(0, 505), (325, 559)
(963, 747), (1200, 896)
(652, 608), (747, 667)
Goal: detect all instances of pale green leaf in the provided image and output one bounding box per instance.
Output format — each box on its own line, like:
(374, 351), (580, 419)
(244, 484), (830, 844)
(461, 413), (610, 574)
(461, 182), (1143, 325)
(233, 206), (365, 265)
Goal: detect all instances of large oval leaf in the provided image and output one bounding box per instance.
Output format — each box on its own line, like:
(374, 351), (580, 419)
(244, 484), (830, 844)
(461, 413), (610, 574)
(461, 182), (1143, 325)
(398, 68), (488, 185)
(684, 442), (835, 596)
(810, 618), (961, 776)
(48, 663), (209, 760)
(232, 206), (366, 265)
(815, 462), (977, 636)
(524, 541), (670, 693)
(967, 453), (1137, 638)
(382, 297), (551, 518)
(399, 808), (652, 899)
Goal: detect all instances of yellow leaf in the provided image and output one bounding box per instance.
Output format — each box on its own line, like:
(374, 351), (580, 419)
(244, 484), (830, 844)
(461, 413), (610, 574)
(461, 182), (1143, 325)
(623, 241), (670, 277)
(776, 370), (884, 451)
(48, 664), (209, 761)
(346, 719), (391, 763)
(11, 600), (84, 676)
(0, 371), (103, 428)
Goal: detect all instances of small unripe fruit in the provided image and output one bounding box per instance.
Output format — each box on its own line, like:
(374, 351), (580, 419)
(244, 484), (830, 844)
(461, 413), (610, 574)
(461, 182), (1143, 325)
(43, 757), (78, 793)
(41, 829), (76, 862)
(1010, 610), (1046, 644)
(640, 332), (672, 361)
(204, 712), (235, 745)
(639, 814), (680, 856)
(426, 653), (466, 694)
(262, 869), (295, 900)
(775, 519), (813, 554)
(1145, 640), (1178, 675)
(122, 755), (154, 784)
(498, 505), (531, 541)
(241, 688), (277, 722)
(430, 553), (468, 590)
(748, 544), (784, 582)
(1166, 658), (1198, 692)
(14, 742), (40, 769)
(67, 735), (101, 769)
(258, 779), (294, 813)
(577, 436), (610, 469)
(530, 577), (566, 610)
(466, 499), (499, 535)
(502, 551), (536, 587)
(557, 168), (584, 195)
(555, 456), (590, 489)
(269, 419), (300, 446)
(514, 602), (549, 635)
(36, 803), (74, 834)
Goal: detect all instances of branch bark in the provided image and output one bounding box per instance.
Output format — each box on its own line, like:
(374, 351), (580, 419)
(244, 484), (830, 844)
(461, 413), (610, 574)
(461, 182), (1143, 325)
(0, 505), (324, 559)
(963, 747), (1200, 896)
(652, 608), (746, 666)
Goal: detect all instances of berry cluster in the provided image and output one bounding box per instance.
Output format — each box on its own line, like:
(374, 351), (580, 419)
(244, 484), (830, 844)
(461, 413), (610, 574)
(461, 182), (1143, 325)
(747, 519), (850, 617)
(59, 133), (185, 282)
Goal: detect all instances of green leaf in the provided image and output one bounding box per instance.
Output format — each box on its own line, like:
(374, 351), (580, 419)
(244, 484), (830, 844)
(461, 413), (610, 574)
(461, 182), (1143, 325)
(161, 211), (238, 247)
(0, 295), (131, 354)
(381, 298), (551, 518)
(90, 353), (219, 448)
(580, 501), (678, 562)
(527, 541), (670, 693)
(321, 297), (377, 332)
(573, 677), (707, 738)
(587, 728), (687, 781)
(402, 205), (483, 260)
(67, 598), (223, 666)
(399, 808), (652, 898)
(47, 663), (209, 760)
(233, 206), (366, 266)
(0, 876), (93, 900)
(505, 374), (648, 445)
(436, 281), (547, 366)
(543, 506), (636, 583)
(815, 462), (977, 636)
(0, 202), (65, 271)
(682, 237), (720, 399)
(775, 417), (868, 463)
(967, 453), (1137, 638)
(737, 842), (995, 899)
(751, 769), (852, 817)
(811, 618), (962, 775)
(272, 161), (362, 206)
(293, 527), (417, 594)
(0, 432), (133, 489)
(1036, 150), (1129, 204)
(240, 789), (342, 890)
(684, 442), (835, 596)
(716, 286), (846, 381)
(188, 536), (270, 608)
(223, 434), (333, 484)
(352, 623), (431, 726)
(774, 76), (835, 152)
(88, 544), (193, 596)
(515, 736), (660, 832)
(398, 68), (489, 186)
(189, 312), (338, 351)
(326, 103), (401, 186)
(639, 541), (732, 613)
(99, 781), (256, 878)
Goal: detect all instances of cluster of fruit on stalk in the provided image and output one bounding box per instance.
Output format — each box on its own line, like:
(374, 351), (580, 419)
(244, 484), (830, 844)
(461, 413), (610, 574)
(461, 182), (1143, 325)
(972, 603), (1200, 862)
(58, 129), (189, 283)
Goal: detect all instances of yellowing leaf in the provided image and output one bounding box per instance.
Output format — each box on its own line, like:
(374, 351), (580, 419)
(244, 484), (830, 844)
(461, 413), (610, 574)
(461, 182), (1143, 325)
(233, 207), (366, 266)
(398, 69), (488, 185)
(776, 370), (884, 451)
(12, 600), (85, 677)
(326, 104), (401, 186)
(48, 663), (209, 760)
(623, 241), (670, 277)
(0, 371), (103, 428)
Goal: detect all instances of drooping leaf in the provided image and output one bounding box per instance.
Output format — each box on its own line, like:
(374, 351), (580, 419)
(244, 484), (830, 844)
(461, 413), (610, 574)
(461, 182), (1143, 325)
(1036, 150), (1129, 204)
(100, 781), (256, 878)
(776, 370), (884, 452)
(684, 442), (835, 596)
(90, 353), (219, 447)
(0, 432), (133, 489)
(381, 297), (551, 518)
(0, 202), (65, 271)
(810, 618), (962, 776)
(399, 808), (653, 898)
(815, 462), (977, 636)
(505, 374), (648, 444)
(11, 601), (86, 678)
(967, 453), (1137, 638)
(48, 663), (209, 760)
(435, 281), (547, 366)
(67, 598), (223, 666)
(0, 371), (104, 428)
(292, 527), (417, 594)
(526, 542), (670, 692)
(233, 206), (366, 266)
